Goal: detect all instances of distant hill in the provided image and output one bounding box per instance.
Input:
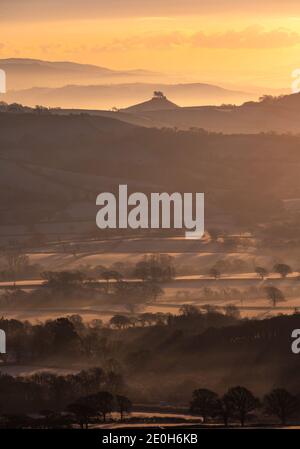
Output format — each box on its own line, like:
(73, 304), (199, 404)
(2, 81), (253, 109)
(0, 58), (159, 89)
(94, 92), (300, 134)
(123, 93), (179, 112)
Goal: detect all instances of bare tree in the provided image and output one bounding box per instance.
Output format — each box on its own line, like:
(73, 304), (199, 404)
(224, 386), (259, 427)
(255, 266), (268, 280)
(116, 395), (132, 421)
(3, 250), (29, 286)
(264, 286), (285, 308)
(67, 402), (95, 429)
(215, 395), (233, 426)
(264, 388), (298, 425)
(190, 388), (218, 424)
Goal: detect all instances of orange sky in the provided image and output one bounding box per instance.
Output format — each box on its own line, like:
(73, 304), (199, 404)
(1, 1), (300, 88)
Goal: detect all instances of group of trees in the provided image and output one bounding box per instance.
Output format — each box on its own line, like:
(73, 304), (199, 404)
(42, 270), (86, 293)
(190, 386), (298, 427)
(0, 268), (165, 310)
(67, 392), (131, 428)
(207, 262), (294, 308)
(0, 368), (131, 429)
(0, 250), (41, 282)
(112, 280), (163, 311)
(255, 263), (293, 280)
(207, 258), (250, 278)
(208, 231), (256, 252)
(43, 254), (175, 287)
(176, 285), (268, 303)
(109, 303), (242, 330)
(0, 252), (175, 311)
(208, 262), (293, 280)
(0, 311), (300, 426)
(133, 254), (175, 282)
(0, 102), (56, 114)
(0, 251), (174, 284)
(0, 307), (242, 365)
(7, 302), (300, 369)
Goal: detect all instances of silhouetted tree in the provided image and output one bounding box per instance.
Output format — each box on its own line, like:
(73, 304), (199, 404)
(41, 270), (86, 295)
(224, 304), (240, 320)
(153, 91), (166, 99)
(133, 255), (175, 282)
(224, 386), (259, 427)
(273, 263), (292, 278)
(116, 395), (132, 421)
(110, 315), (132, 329)
(3, 251), (29, 285)
(255, 266), (268, 280)
(134, 261), (149, 281)
(86, 391), (114, 423)
(101, 271), (120, 292)
(190, 388), (218, 423)
(67, 402), (95, 429)
(179, 304), (200, 317)
(215, 395), (233, 427)
(264, 388), (298, 425)
(264, 286), (285, 307)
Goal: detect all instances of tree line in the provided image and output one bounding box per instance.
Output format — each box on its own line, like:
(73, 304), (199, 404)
(190, 385), (298, 427)
(0, 367), (131, 429)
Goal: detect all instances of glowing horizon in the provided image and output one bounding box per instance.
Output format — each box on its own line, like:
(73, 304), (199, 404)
(1, 2), (300, 88)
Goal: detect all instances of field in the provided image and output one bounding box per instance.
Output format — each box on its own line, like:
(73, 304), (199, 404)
(1, 236), (300, 322)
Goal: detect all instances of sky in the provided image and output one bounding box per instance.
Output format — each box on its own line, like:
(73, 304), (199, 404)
(1, 0), (300, 88)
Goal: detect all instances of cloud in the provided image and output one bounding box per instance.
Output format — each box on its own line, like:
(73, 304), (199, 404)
(191, 26), (300, 49)
(97, 32), (184, 51)
(98, 27), (300, 51)
(3, 0), (300, 21)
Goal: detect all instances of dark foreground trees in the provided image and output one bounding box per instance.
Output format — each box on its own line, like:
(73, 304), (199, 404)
(264, 388), (298, 425)
(67, 402), (95, 429)
(68, 391), (114, 427)
(191, 386), (259, 426)
(66, 391), (133, 428)
(116, 395), (132, 421)
(190, 389), (218, 423)
(215, 395), (232, 427)
(190, 386), (300, 427)
(0, 367), (127, 419)
(224, 386), (259, 426)
(0, 368), (132, 428)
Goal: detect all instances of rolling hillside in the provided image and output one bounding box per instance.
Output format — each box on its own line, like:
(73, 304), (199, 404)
(85, 92), (300, 133)
(0, 58), (160, 89)
(0, 109), (299, 244)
